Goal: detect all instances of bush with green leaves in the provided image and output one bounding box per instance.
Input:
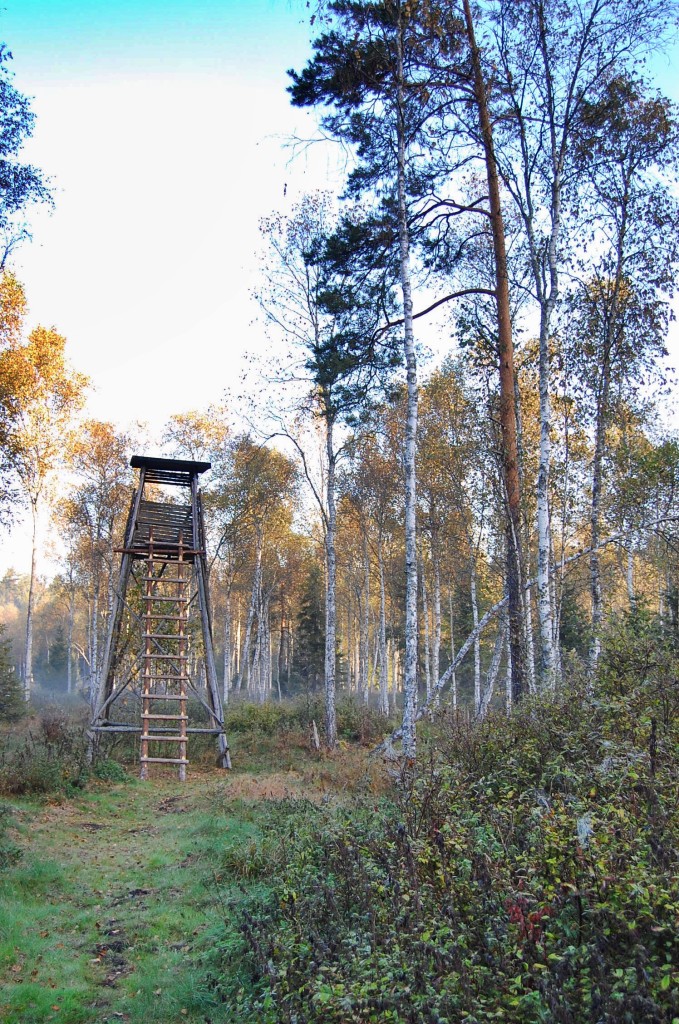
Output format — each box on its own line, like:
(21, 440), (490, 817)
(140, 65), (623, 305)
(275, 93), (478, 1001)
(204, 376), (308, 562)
(92, 757), (127, 783)
(211, 609), (679, 1023)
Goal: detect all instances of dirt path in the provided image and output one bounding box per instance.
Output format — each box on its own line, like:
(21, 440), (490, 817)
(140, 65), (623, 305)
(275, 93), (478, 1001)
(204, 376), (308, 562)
(0, 771), (310, 1024)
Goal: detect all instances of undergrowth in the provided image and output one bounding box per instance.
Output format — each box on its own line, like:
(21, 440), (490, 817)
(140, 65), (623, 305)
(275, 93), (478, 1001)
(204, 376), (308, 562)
(0, 708), (91, 795)
(209, 607), (679, 1023)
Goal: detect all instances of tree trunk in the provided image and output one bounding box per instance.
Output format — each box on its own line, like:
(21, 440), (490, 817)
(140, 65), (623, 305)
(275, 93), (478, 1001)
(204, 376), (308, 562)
(420, 556), (432, 701)
(324, 414), (338, 749)
(470, 554), (481, 716)
(449, 589), (457, 711)
(90, 575), (100, 706)
(463, 0), (526, 702)
(395, 12), (419, 758)
(238, 531), (262, 690)
(359, 533), (370, 704)
(223, 592), (231, 704)
(23, 503), (38, 701)
(378, 536), (389, 716)
(431, 552), (441, 707)
(391, 643), (400, 711)
(67, 583), (75, 695)
(589, 374), (610, 673)
(478, 616), (507, 720)
(524, 579), (537, 695)
(505, 629), (512, 715)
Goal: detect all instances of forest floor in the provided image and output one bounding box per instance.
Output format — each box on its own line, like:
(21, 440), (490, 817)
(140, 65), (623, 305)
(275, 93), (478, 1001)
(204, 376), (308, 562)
(0, 758), (357, 1024)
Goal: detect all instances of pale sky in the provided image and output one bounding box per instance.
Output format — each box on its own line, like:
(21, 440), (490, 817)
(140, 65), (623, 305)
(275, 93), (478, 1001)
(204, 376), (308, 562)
(3, 0), (342, 431)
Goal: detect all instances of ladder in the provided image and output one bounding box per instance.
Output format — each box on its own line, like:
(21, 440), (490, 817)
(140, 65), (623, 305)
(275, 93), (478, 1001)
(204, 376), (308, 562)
(88, 455), (231, 778)
(140, 530), (190, 781)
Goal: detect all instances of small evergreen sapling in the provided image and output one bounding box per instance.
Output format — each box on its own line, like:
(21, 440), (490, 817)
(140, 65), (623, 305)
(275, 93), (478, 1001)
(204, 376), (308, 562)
(0, 624), (24, 720)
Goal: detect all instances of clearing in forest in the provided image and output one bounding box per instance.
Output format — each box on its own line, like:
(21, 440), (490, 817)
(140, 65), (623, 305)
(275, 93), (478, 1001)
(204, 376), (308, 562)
(0, 768), (327, 1024)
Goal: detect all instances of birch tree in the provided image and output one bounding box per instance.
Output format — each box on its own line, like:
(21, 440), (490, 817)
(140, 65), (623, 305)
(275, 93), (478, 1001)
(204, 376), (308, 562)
(0, 326), (87, 697)
(63, 421), (131, 700)
(487, 0), (677, 686)
(566, 78), (679, 669)
(256, 193), (396, 746)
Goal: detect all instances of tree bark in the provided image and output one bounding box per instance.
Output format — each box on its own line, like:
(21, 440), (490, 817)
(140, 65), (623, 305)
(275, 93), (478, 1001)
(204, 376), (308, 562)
(449, 589), (457, 711)
(378, 536), (389, 716)
(395, 11), (419, 758)
(463, 0), (526, 702)
(626, 535), (635, 607)
(324, 414), (338, 748)
(23, 503), (38, 701)
(360, 531), (370, 704)
(420, 555), (432, 702)
(431, 552), (441, 707)
(237, 531), (262, 691)
(470, 554), (481, 716)
(67, 584), (74, 695)
(478, 616), (507, 720)
(223, 592), (231, 704)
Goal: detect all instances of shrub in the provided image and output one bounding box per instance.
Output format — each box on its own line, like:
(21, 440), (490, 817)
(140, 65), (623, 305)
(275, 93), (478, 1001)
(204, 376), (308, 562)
(0, 803), (21, 870)
(0, 711), (90, 795)
(92, 757), (127, 782)
(212, 611), (679, 1023)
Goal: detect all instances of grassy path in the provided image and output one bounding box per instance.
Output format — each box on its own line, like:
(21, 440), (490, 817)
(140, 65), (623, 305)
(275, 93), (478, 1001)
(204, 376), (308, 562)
(0, 770), (311, 1024)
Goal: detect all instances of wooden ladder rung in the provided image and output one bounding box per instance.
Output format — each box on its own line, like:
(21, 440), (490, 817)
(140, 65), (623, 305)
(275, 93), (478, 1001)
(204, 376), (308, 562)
(141, 713), (188, 720)
(145, 615), (189, 621)
(140, 756), (188, 764)
(144, 654), (186, 660)
(141, 576), (187, 583)
(141, 694), (187, 701)
(142, 633), (186, 640)
(141, 734), (185, 742)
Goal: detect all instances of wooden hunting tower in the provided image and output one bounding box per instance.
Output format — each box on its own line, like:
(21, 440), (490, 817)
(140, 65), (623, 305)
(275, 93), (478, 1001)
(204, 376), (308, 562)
(89, 455), (230, 779)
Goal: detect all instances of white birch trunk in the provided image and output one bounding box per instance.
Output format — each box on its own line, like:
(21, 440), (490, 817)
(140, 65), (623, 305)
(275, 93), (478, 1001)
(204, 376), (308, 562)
(90, 580), (100, 706)
(420, 557), (432, 702)
(449, 590), (457, 711)
(223, 592), (231, 704)
(359, 535), (370, 704)
(478, 617), (507, 720)
(536, 345), (556, 688)
(505, 630), (512, 716)
(67, 584), (75, 696)
(431, 554), (441, 708)
(396, 18), (419, 758)
(324, 416), (338, 748)
(378, 538), (389, 716)
(238, 532), (262, 690)
(470, 556), (481, 716)
(391, 643), (399, 711)
(524, 581), (536, 695)
(23, 504), (38, 700)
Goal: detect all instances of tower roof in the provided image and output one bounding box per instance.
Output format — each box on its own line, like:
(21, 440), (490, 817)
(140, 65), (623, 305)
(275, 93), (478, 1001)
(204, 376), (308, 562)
(130, 454), (211, 487)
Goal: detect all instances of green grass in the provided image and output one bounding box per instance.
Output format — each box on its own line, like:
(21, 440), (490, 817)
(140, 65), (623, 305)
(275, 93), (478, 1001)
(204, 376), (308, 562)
(0, 697), (396, 1023)
(0, 775), (283, 1024)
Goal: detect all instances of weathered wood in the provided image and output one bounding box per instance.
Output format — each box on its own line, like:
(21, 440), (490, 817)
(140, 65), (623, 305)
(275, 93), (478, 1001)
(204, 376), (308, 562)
(141, 713), (188, 720)
(141, 734), (184, 742)
(88, 466), (147, 762)
(89, 454), (230, 780)
(140, 756), (189, 764)
(94, 724), (224, 735)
